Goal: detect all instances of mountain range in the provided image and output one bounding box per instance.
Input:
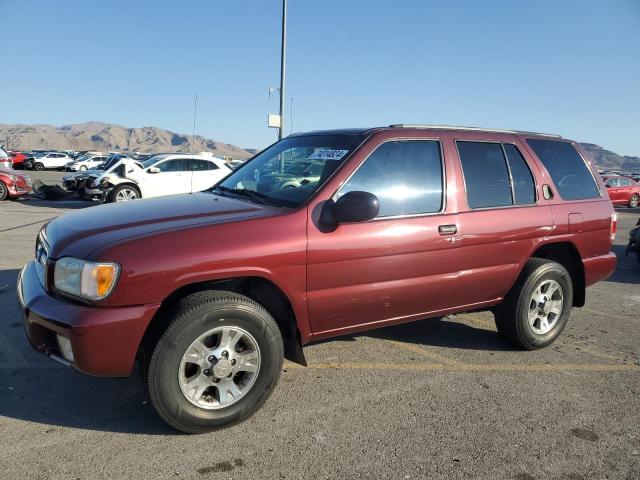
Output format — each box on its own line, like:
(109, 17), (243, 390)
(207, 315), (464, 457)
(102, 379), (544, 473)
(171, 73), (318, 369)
(0, 122), (253, 160)
(0, 122), (638, 171)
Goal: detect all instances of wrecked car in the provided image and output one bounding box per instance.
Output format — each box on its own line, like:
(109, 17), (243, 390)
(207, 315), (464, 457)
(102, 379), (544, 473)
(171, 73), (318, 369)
(83, 153), (232, 203)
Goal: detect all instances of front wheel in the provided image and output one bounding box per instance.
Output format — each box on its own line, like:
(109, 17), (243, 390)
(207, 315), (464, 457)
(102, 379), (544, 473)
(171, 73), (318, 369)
(146, 291), (284, 433)
(80, 165), (88, 171)
(34, 162), (44, 171)
(629, 194), (639, 208)
(109, 184), (141, 202)
(495, 258), (573, 350)
(0, 181), (8, 201)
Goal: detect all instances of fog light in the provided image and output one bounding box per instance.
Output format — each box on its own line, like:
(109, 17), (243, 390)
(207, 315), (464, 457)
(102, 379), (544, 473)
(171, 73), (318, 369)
(56, 334), (75, 362)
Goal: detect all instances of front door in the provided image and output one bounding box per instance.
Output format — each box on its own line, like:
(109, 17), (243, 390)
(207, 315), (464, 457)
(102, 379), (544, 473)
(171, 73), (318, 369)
(307, 139), (461, 336)
(144, 158), (190, 197)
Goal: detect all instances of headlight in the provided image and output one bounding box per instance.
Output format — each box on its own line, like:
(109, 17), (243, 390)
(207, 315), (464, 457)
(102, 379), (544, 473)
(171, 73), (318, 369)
(54, 257), (120, 300)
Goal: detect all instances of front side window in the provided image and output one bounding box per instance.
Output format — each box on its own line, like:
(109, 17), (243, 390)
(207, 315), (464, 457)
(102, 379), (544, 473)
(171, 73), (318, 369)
(618, 178), (631, 186)
(337, 140), (443, 218)
(155, 159), (185, 172)
(526, 139), (600, 200)
(218, 134), (366, 208)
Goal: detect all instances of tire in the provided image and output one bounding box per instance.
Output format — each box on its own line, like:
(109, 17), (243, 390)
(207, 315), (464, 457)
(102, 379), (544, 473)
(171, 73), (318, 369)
(629, 194), (639, 208)
(80, 165), (87, 171)
(495, 258), (573, 350)
(108, 184), (141, 203)
(34, 162), (45, 171)
(0, 181), (8, 201)
(146, 290), (284, 433)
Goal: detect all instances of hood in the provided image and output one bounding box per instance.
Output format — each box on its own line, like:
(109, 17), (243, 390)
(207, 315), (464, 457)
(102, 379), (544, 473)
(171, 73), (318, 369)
(45, 193), (284, 259)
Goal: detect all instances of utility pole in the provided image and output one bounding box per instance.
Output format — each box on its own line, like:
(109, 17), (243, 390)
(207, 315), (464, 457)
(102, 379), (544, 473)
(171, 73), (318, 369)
(278, 0), (287, 140)
(192, 93), (198, 153)
(290, 97), (293, 134)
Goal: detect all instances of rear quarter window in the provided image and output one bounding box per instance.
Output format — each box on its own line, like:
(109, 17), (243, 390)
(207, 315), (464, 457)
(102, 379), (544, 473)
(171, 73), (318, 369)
(526, 139), (600, 200)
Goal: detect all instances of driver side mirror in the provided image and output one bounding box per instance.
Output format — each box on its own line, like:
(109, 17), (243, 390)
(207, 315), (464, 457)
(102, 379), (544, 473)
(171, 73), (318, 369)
(148, 167), (160, 174)
(319, 191), (379, 231)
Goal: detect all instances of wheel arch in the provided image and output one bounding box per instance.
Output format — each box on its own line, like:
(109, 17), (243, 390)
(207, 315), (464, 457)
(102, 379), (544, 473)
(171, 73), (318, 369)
(139, 275), (307, 368)
(528, 241), (585, 307)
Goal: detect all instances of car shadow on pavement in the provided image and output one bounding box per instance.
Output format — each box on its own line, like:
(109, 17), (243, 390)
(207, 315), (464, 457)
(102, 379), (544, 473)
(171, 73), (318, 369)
(11, 196), (95, 209)
(606, 244), (640, 285)
(0, 267), (174, 435)
(321, 315), (516, 352)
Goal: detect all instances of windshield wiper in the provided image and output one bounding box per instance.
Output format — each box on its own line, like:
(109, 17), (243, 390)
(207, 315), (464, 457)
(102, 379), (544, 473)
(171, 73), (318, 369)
(213, 185), (268, 205)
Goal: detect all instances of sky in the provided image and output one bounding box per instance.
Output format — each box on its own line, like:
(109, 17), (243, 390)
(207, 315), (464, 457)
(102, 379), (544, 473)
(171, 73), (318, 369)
(0, 0), (639, 154)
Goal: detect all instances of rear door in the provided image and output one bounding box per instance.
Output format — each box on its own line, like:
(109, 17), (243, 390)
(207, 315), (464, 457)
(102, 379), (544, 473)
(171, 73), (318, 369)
(307, 137), (461, 335)
(143, 158), (190, 197)
(188, 159), (226, 192)
(452, 137), (554, 305)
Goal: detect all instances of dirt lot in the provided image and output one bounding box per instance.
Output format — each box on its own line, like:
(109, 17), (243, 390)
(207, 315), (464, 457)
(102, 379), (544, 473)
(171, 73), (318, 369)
(1, 171), (639, 479)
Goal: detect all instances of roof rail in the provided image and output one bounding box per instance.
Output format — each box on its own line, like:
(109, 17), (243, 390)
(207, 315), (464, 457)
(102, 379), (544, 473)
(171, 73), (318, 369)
(388, 124), (562, 138)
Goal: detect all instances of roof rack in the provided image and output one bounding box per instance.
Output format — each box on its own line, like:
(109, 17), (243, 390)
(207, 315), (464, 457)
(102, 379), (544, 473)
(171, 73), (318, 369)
(388, 124), (562, 138)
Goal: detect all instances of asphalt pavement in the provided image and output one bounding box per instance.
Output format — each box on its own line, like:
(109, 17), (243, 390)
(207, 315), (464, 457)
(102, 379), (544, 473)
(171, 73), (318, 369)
(0, 171), (638, 479)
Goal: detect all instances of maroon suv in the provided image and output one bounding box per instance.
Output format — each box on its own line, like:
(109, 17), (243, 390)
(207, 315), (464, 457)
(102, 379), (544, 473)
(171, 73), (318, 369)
(18, 125), (617, 432)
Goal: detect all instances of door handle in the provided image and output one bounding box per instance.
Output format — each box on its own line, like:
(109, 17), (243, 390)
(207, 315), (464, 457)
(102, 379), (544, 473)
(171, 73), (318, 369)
(438, 224), (457, 235)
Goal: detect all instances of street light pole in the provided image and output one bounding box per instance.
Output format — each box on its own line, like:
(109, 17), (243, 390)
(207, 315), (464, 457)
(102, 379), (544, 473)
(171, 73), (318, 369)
(278, 0), (287, 140)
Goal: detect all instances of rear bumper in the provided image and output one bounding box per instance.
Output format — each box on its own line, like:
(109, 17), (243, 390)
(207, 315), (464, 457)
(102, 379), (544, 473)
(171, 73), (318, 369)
(583, 252), (617, 287)
(17, 260), (161, 377)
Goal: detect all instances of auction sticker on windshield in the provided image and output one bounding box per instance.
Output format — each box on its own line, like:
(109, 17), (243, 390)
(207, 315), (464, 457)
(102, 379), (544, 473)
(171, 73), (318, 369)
(308, 149), (349, 160)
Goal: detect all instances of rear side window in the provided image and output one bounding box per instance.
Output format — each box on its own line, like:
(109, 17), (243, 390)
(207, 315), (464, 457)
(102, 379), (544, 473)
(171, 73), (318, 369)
(503, 144), (536, 205)
(526, 139), (599, 200)
(457, 142), (513, 209)
(338, 140), (443, 217)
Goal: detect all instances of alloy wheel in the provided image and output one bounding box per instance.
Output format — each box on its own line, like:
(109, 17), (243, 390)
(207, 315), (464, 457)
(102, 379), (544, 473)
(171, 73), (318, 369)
(178, 326), (261, 410)
(115, 188), (138, 201)
(527, 279), (563, 335)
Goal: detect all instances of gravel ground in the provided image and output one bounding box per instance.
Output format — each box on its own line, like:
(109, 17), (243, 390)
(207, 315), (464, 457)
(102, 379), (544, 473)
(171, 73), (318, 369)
(1, 172), (639, 479)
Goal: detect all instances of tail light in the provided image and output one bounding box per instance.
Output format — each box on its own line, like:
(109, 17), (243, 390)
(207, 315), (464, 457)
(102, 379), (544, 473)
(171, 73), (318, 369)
(610, 213), (617, 241)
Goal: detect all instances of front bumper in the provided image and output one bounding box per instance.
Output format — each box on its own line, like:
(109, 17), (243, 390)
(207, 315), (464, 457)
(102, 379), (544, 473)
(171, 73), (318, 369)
(7, 178), (32, 197)
(82, 185), (109, 202)
(18, 260), (160, 377)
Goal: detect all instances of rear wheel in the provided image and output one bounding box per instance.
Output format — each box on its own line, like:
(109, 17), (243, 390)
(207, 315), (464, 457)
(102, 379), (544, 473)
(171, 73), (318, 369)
(495, 258), (573, 350)
(629, 194), (639, 208)
(109, 184), (141, 202)
(34, 162), (44, 171)
(0, 181), (8, 201)
(146, 291), (284, 433)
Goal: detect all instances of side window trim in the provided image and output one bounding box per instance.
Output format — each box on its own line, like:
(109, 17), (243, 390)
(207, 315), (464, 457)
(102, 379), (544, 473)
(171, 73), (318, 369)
(332, 137), (447, 220)
(500, 143), (516, 205)
(455, 139), (539, 211)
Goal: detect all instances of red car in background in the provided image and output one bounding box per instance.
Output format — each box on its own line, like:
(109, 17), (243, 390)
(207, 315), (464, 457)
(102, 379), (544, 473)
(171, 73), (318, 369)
(602, 175), (640, 207)
(9, 151), (28, 169)
(0, 166), (32, 200)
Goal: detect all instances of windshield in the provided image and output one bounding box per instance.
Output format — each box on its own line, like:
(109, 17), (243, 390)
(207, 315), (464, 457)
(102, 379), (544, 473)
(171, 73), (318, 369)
(217, 134), (366, 208)
(74, 154), (90, 162)
(141, 155), (167, 169)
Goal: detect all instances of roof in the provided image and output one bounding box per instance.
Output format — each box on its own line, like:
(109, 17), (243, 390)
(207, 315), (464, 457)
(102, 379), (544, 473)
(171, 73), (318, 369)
(288, 124), (562, 139)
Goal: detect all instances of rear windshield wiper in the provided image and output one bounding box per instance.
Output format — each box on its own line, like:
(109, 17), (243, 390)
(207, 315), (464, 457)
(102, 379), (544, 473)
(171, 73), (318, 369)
(213, 185), (268, 205)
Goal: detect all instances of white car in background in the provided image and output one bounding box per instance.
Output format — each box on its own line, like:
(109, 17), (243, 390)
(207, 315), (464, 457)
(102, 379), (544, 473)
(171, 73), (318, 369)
(30, 152), (75, 170)
(0, 146), (11, 169)
(84, 153), (233, 202)
(66, 153), (109, 171)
